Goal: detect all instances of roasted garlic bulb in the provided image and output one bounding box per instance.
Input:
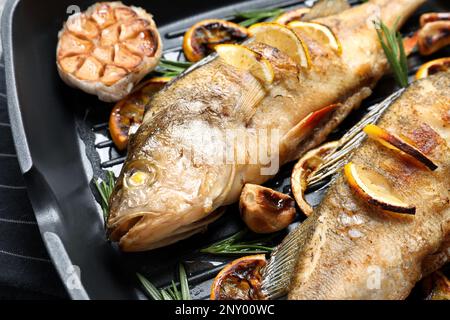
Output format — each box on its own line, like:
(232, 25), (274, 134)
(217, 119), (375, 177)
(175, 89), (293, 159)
(57, 2), (163, 102)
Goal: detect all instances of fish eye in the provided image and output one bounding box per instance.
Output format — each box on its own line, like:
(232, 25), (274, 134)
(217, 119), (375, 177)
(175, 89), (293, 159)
(123, 160), (156, 189)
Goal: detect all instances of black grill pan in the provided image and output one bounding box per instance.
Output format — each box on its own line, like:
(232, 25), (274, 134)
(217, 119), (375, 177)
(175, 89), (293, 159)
(2, 0), (449, 300)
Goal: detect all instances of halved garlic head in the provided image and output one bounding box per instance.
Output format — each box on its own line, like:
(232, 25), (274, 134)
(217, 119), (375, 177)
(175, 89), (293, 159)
(344, 162), (416, 215)
(56, 2), (162, 102)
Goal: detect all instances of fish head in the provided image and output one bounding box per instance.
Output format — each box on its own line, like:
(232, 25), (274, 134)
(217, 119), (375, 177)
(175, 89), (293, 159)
(106, 120), (234, 251)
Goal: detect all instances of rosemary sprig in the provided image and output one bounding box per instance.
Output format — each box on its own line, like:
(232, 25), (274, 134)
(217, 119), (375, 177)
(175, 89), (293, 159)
(94, 171), (116, 222)
(236, 8), (284, 27)
(375, 20), (409, 88)
(155, 59), (193, 77)
(137, 264), (191, 300)
(200, 229), (276, 255)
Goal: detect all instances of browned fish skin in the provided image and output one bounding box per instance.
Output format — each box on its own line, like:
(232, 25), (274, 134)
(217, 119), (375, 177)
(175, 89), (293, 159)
(288, 72), (450, 300)
(107, 0), (425, 252)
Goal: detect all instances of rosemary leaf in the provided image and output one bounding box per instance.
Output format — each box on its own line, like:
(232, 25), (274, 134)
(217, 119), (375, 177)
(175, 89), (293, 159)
(156, 59), (193, 77)
(94, 171), (116, 222)
(136, 273), (162, 300)
(137, 264), (191, 300)
(171, 281), (182, 300)
(160, 289), (174, 300)
(374, 20), (409, 88)
(397, 31), (409, 86)
(161, 59), (193, 68)
(200, 229), (276, 255)
(179, 264), (191, 300)
(236, 8), (284, 27)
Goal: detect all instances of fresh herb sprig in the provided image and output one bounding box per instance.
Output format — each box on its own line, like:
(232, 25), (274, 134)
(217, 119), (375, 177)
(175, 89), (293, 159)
(94, 171), (116, 222)
(156, 59), (193, 77)
(200, 229), (276, 255)
(137, 264), (191, 300)
(236, 8), (284, 27)
(375, 20), (409, 88)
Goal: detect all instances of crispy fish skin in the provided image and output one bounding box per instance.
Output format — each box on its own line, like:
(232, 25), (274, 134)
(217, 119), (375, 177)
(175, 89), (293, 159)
(107, 0), (425, 252)
(288, 72), (450, 300)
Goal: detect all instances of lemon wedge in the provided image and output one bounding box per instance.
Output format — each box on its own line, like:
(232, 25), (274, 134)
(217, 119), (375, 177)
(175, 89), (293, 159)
(288, 21), (342, 55)
(344, 162), (416, 215)
(248, 22), (311, 68)
(215, 44), (275, 84)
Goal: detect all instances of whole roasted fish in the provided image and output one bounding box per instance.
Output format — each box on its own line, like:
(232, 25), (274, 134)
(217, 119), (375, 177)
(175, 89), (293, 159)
(264, 72), (450, 300)
(107, 0), (425, 252)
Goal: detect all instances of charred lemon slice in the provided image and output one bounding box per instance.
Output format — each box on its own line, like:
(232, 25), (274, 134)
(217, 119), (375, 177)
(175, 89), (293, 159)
(364, 124), (438, 171)
(288, 21), (342, 55)
(215, 44), (275, 84)
(291, 141), (339, 217)
(57, 2), (163, 102)
(109, 77), (170, 150)
(274, 7), (310, 25)
(344, 162), (416, 215)
(210, 254), (267, 300)
(248, 22), (310, 68)
(415, 57), (450, 80)
(183, 19), (249, 62)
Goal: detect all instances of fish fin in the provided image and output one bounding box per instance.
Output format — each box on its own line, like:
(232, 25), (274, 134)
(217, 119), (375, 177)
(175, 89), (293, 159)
(285, 87), (373, 164)
(233, 75), (266, 124)
(261, 218), (312, 299)
(280, 104), (340, 161)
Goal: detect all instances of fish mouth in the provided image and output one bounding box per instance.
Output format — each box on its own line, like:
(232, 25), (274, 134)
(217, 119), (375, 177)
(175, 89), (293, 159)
(108, 208), (226, 252)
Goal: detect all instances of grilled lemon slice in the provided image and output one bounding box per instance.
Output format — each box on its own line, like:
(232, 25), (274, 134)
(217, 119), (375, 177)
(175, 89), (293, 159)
(215, 44), (275, 84)
(291, 140), (339, 217)
(210, 254), (267, 300)
(109, 77), (171, 150)
(363, 124), (438, 171)
(415, 57), (450, 80)
(183, 19), (249, 62)
(248, 22), (311, 68)
(344, 162), (416, 215)
(289, 21), (342, 55)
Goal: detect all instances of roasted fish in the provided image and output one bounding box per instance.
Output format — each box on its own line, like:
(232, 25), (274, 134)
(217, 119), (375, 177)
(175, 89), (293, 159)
(263, 72), (450, 300)
(107, 0), (426, 252)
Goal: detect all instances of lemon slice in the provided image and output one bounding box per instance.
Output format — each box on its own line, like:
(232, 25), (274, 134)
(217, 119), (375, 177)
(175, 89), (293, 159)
(291, 141), (339, 217)
(344, 162), (416, 215)
(215, 44), (275, 84)
(363, 124), (438, 171)
(248, 22), (311, 68)
(288, 21), (342, 55)
(415, 57), (450, 80)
